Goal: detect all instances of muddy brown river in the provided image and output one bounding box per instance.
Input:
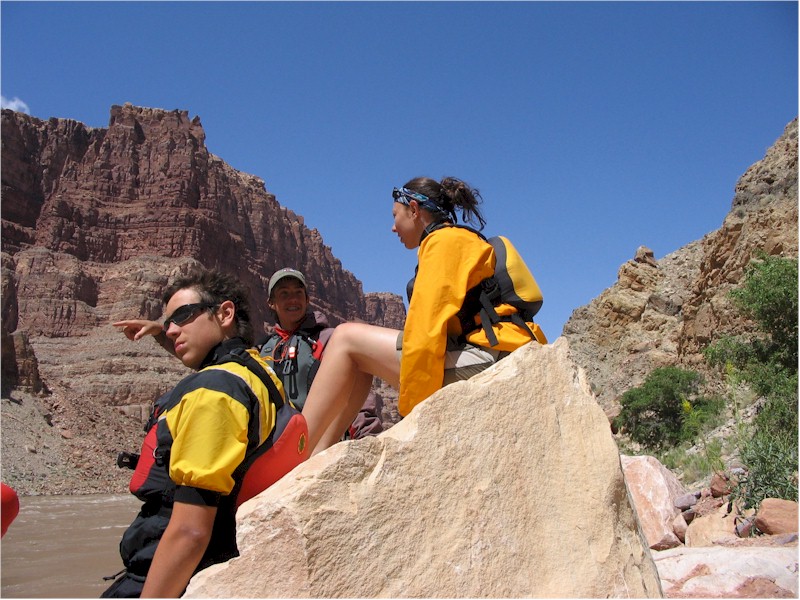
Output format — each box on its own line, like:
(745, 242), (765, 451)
(1, 494), (141, 598)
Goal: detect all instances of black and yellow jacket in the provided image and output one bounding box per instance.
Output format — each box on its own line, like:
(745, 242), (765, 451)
(120, 338), (282, 577)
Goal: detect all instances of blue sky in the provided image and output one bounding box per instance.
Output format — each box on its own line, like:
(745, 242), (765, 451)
(2, 1), (797, 339)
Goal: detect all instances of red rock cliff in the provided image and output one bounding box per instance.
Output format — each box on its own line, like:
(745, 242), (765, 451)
(2, 103), (405, 333)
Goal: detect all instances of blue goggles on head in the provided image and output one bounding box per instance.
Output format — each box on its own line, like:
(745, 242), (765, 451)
(392, 187), (430, 205)
(392, 187), (456, 222)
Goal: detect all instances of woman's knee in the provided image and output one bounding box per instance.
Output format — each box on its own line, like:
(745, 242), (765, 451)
(327, 322), (368, 353)
(326, 323), (400, 383)
(328, 322), (395, 353)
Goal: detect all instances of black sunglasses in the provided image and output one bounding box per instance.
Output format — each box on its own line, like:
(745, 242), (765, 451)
(162, 302), (217, 330)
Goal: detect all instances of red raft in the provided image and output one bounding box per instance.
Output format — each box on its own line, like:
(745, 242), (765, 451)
(1, 482), (19, 537)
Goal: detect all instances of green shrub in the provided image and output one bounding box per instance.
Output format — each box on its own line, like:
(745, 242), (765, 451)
(704, 254), (798, 506)
(731, 430), (798, 510)
(681, 394), (726, 442)
(729, 253), (798, 371)
(704, 335), (757, 376)
(613, 367), (707, 450)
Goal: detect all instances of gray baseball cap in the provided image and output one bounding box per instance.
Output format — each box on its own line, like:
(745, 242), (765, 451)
(268, 268), (306, 298)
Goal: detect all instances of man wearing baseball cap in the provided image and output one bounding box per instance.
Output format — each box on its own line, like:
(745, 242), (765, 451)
(260, 268), (383, 439)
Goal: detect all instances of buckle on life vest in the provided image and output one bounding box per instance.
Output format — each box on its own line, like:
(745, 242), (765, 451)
(116, 452), (140, 470)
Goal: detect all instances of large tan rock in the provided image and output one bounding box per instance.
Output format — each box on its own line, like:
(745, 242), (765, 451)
(185, 339), (662, 598)
(621, 455), (687, 551)
(684, 503), (738, 547)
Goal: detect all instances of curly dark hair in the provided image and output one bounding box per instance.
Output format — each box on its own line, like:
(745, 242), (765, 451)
(403, 176), (486, 230)
(162, 268), (254, 346)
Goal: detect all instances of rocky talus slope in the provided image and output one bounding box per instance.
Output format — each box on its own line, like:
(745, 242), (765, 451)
(563, 119), (798, 416)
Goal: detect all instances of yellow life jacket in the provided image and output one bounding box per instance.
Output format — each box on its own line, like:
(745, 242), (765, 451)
(407, 222), (544, 346)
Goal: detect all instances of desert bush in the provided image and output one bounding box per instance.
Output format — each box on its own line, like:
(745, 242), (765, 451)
(613, 367), (722, 450)
(731, 430), (798, 509)
(705, 254), (798, 506)
(729, 253), (798, 370)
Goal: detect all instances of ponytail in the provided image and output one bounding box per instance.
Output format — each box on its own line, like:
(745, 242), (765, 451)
(402, 176), (486, 230)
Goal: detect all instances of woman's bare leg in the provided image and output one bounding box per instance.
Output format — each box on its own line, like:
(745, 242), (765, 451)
(313, 370), (374, 454)
(303, 323), (400, 454)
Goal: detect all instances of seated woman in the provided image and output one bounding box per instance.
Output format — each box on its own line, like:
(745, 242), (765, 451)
(302, 176), (547, 455)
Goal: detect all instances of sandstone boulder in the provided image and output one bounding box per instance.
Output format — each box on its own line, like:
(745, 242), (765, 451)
(684, 503), (739, 547)
(709, 472), (732, 498)
(674, 492), (700, 512)
(185, 339), (663, 598)
(621, 455), (686, 550)
(755, 499), (799, 535)
(672, 512), (688, 544)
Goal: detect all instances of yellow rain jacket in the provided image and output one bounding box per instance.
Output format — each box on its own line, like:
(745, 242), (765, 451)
(399, 225), (546, 416)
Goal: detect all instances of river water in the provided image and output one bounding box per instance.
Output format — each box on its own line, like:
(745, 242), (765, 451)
(1, 494), (141, 598)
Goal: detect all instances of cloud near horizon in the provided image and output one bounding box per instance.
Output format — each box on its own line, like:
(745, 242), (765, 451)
(1, 95), (31, 114)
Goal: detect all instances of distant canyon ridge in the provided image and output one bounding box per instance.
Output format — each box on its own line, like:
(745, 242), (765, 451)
(1, 104), (797, 494)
